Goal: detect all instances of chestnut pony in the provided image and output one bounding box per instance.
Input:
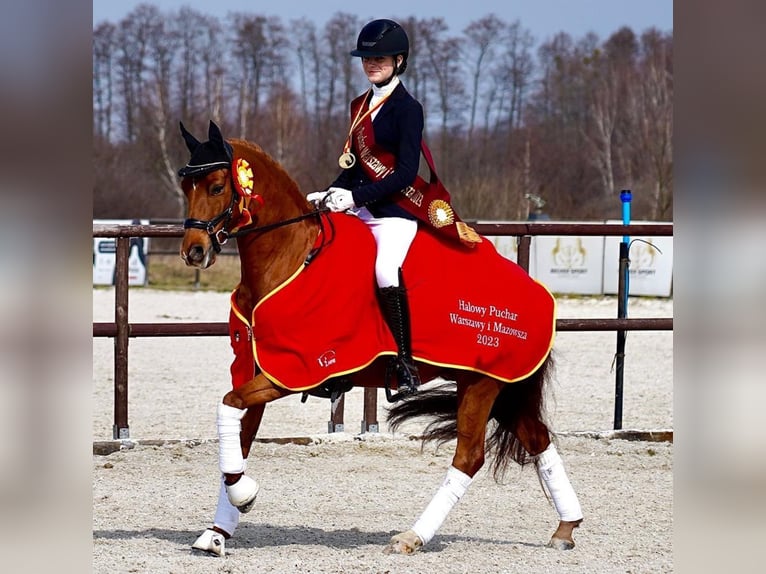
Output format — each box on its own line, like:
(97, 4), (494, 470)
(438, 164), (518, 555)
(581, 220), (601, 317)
(178, 122), (582, 557)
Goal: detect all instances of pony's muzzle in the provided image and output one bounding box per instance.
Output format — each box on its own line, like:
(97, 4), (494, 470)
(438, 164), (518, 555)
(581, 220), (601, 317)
(181, 234), (216, 269)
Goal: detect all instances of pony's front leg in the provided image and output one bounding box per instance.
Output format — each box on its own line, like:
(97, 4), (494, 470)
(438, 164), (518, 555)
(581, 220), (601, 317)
(193, 374), (287, 557)
(386, 377), (501, 555)
(218, 374), (287, 511)
(192, 405), (265, 557)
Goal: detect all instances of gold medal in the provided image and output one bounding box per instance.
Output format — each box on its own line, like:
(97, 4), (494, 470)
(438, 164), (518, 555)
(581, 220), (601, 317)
(338, 152), (356, 169)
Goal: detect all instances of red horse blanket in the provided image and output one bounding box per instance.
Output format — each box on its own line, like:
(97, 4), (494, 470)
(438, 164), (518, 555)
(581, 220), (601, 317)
(228, 213), (556, 391)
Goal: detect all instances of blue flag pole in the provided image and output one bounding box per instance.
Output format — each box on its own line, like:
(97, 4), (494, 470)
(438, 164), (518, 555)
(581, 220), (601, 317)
(614, 189), (632, 430)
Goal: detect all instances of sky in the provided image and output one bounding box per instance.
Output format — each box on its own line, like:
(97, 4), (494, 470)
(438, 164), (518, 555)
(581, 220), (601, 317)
(92, 0), (673, 44)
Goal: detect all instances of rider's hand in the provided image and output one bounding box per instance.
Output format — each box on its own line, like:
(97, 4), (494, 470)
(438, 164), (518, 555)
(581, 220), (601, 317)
(325, 187), (356, 212)
(306, 191), (330, 206)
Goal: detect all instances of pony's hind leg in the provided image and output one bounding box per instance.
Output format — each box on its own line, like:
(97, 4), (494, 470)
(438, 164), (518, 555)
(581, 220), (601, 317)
(496, 354), (584, 550)
(513, 408), (583, 549)
(387, 375), (503, 555)
(535, 442), (583, 550)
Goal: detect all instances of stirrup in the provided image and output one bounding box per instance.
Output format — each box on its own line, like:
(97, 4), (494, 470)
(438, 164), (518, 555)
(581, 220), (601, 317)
(384, 357), (420, 403)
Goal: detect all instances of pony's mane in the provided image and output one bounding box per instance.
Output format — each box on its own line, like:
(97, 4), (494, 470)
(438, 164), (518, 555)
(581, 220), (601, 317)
(229, 138), (303, 199)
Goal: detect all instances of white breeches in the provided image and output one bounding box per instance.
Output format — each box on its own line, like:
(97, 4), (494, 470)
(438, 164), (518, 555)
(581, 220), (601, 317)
(355, 207), (417, 287)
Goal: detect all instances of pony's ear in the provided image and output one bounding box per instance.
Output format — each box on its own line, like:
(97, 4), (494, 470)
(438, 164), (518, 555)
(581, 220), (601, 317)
(208, 120), (233, 162)
(208, 121), (224, 146)
(179, 122), (200, 153)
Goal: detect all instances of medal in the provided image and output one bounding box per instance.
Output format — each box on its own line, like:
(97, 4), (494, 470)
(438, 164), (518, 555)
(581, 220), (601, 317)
(338, 152), (356, 169)
(338, 89), (392, 172)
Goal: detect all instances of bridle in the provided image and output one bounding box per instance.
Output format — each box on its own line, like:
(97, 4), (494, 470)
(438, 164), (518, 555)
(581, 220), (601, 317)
(182, 174), (239, 253)
(183, 169), (328, 254)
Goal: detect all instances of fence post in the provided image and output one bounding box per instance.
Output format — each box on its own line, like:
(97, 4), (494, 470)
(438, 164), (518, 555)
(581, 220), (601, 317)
(614, 190), (632, 430)
(517, 235), (531, 272)
(328, 394), (345, 433)
(113, 237), (130, 439)
(361, 388), (379, 433)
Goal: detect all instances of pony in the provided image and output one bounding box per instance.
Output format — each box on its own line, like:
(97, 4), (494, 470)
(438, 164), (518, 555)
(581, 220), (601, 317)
(177, 121), (583, 557)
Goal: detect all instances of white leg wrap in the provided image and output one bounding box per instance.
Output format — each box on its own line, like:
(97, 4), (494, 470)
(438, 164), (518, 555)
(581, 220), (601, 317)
(217, 403), (247, 474)
(213, 476), (240, 536)
(411, 466), (473, 546)
(536, 443), (583, 522)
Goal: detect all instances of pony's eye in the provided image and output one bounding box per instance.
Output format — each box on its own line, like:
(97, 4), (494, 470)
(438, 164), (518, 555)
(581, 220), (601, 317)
(210, 185), (225, 196)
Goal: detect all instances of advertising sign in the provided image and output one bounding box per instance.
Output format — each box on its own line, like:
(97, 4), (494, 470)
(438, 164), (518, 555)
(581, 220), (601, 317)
(484, 236), (539, 278)
(602, 221), (673, 297)
(93, 219), (149, 286)
(534, 233), (605, 294)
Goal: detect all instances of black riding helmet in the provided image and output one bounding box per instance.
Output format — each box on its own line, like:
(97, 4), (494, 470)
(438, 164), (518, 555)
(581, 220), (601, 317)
(350, 19), (409, 74)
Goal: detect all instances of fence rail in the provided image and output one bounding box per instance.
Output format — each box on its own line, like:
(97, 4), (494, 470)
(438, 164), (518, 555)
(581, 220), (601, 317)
(93, 221), (673, 439)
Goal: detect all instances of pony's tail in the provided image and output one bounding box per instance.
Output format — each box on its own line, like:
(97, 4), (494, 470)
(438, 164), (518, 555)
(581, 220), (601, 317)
(386, 381), (459, 447)
(385, 352), (554, 483)
(487, 352), (555, 481)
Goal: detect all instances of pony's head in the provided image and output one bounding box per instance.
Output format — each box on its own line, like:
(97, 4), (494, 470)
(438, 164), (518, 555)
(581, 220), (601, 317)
(177, 121), (242, 268)
(177, 121), (309, 270)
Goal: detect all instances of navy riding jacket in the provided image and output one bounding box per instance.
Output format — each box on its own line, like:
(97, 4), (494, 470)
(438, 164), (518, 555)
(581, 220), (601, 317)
(330, 82), (423, 221)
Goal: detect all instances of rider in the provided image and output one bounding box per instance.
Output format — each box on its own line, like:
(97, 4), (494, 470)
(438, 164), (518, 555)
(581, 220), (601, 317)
(307, 19), (423, 397)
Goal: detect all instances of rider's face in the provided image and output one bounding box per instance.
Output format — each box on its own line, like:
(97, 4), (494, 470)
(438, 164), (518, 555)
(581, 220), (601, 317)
(362, 56), (398, 83)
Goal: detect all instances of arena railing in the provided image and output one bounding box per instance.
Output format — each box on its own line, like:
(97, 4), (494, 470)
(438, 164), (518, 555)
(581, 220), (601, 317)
(92, 221), (673, 440)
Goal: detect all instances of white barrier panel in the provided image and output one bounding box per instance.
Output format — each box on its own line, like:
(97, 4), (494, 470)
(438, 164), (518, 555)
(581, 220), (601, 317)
(602, 220), (673, 297)
(93, 219), (149, 286)
(533, 234), (605, 295)
(483, 234), (538, 277)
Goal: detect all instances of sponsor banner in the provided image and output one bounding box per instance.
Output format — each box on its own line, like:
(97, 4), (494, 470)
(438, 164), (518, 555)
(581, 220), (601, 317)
(603, 220), (673, 297)
(534, 233), (605, 295)
(483, 234), (538, 277)
(93, 219), (149, 286)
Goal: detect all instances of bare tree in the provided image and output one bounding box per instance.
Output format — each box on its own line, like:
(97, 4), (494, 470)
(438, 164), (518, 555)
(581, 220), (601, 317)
(114, 4), (163, 141)
(496, 20), (535, 131)
(91, 8), (672, 223)
(93, 22), (117, 141)
(463, 14), (505, 142)
(636, 29), (673, 219)
(174, 7), (213, 122)
(582, 36), (621, 199)
(417, 18), (466, 178)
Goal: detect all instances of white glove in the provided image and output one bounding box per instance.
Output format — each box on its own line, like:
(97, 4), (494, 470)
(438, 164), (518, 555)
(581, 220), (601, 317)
(324, 187), (356, 212)
(306, 191), (331, 206)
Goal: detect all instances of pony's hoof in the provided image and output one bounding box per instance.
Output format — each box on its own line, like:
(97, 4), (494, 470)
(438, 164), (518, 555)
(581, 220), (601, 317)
(547, 536), (575, 550)
(547, 518), (581, 550)
(384, 530), (423, 555)
(191, 529), (225, 557)
(225, 475), (259, 513)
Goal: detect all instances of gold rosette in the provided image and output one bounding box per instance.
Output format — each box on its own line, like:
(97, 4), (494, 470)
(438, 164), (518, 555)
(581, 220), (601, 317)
(427, 199), (455, 228)
(234, 158), (254, 196)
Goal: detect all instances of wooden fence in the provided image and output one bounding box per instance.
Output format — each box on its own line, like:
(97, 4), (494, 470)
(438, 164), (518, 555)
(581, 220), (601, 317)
(93, 221), (673, 439)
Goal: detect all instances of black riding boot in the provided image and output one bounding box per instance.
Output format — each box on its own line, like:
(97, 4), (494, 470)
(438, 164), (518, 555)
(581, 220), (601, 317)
(378, 277), (421, 399)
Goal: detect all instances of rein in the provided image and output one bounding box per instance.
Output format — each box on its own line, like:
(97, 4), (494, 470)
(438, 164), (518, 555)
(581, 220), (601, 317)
(183, 175), (330, 255)
(225, 209), (327, 241)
